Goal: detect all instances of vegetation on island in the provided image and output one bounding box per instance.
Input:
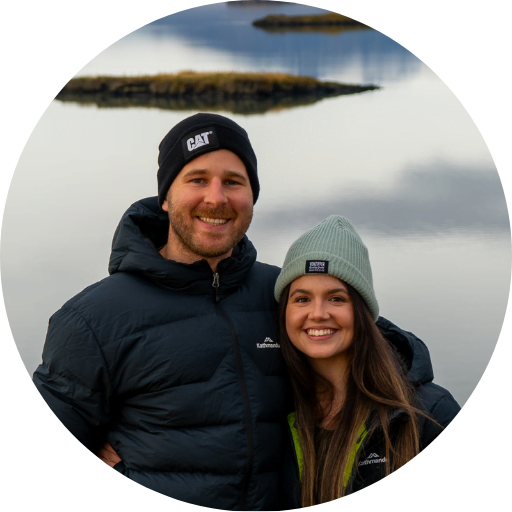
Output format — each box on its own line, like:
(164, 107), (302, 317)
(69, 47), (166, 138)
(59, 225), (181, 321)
(252, 12), (369, 32)
(227, 0), (289, 6)
(55, 71), (379, 115)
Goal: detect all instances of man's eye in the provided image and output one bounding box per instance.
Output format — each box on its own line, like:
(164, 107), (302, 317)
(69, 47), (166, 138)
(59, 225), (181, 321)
(226, 180), (239, 185)
(191, 178), (203, 184)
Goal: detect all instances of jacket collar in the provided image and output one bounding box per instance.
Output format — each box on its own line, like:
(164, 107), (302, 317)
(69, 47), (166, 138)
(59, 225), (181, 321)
(376, 316), (434, 388)
(108, 196), (256, 296)
(364, 317), (437, 426)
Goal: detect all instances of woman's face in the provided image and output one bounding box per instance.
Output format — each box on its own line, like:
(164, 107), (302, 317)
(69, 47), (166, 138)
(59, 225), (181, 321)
(285, 275), (354, 364)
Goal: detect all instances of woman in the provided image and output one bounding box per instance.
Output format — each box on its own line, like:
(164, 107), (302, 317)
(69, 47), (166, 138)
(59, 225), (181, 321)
(275, 216), (460, 507)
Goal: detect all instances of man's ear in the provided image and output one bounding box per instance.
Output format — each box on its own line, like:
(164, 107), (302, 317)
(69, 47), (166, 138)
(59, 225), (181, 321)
(162, 199), (169, 212)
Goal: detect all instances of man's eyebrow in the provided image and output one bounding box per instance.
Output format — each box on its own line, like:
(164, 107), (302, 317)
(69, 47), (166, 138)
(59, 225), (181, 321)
(181, 169), (211, 179)
(180, 169), (248, 183)
(224, 170), (248, 183)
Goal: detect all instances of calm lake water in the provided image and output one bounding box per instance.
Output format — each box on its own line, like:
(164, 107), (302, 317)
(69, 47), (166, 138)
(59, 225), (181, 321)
(1, 1), (509, 406)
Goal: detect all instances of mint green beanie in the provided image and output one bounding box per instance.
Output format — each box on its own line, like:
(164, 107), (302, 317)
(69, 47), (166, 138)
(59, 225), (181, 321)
(274, 216), (379, 321)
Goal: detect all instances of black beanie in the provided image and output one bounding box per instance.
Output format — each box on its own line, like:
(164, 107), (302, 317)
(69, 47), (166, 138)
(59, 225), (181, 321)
(157, 113), (259, 206)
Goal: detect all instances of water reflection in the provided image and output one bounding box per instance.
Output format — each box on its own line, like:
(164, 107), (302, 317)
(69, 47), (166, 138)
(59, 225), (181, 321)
(54, 93), (335, 115)
(79, 2), (420, 84)
(254, 163), (510, 236)
(55, 88), (378, 115)
(252, 25), (372, 35)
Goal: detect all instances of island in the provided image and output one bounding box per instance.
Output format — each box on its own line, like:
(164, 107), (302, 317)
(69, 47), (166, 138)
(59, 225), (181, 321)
(227, 0), (290, 6)
(55, 71), (379, 115)
(252, 12), (369, 31)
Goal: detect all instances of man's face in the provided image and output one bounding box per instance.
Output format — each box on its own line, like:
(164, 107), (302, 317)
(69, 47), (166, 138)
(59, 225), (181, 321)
(162, 149), (254, 261)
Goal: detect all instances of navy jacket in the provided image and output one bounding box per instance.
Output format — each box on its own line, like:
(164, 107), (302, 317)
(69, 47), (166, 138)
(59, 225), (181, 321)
(33, 197), (289, 510)
(281, 317), (461, 508)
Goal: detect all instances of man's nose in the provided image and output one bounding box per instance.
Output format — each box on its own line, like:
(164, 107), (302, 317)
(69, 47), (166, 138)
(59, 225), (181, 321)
(204, 179), (228, 206)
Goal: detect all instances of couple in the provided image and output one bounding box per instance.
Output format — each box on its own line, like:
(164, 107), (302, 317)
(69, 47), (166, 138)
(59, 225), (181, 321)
(33, 113), (459, 510)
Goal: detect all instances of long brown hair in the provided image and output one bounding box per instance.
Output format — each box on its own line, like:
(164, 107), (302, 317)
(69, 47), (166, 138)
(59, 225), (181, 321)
(279, 281), (423, 506)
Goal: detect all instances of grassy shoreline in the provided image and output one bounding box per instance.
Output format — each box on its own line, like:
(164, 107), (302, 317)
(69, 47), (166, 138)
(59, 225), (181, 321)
(58, 71), (378, 97)
(252, 12), (368, 30)
(56, 71), (379, 114)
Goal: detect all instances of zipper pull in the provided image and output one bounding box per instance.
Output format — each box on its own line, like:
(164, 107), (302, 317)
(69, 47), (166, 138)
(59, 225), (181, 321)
(212, 272), (220, 302)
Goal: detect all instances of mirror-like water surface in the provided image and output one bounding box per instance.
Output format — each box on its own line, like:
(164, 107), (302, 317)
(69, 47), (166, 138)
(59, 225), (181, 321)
(2, 2), (509, 405)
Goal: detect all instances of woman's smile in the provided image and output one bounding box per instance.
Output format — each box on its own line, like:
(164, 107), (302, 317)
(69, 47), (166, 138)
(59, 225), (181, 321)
(304, 327), (338, 339)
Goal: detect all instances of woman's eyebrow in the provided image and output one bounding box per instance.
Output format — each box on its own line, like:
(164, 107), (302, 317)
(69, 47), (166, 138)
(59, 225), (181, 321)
(328, 288), (349, 294)
(289, 288), (310, 297)
(289, 287), (349, 298)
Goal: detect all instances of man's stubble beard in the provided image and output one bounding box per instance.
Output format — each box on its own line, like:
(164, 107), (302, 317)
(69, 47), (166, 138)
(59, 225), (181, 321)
(167, 199), (253, 259)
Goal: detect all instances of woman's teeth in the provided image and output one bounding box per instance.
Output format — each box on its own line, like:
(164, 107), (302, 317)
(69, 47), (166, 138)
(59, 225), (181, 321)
(306, 329), (335, 337)
(199, 217), (228, 226)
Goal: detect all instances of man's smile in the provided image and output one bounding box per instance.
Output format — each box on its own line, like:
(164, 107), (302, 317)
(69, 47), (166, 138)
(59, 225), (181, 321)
(198, 217), (230, 226)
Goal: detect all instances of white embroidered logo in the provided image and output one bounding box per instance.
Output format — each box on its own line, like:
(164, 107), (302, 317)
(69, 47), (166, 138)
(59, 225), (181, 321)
(186, 131), (213, 151)
(257, 337), (281, 349)
(358, 452), (387, 466)
(305, 260), (329, 274)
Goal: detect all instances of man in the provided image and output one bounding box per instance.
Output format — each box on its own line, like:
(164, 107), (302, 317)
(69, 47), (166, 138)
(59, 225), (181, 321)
(33, 113), (288, 510)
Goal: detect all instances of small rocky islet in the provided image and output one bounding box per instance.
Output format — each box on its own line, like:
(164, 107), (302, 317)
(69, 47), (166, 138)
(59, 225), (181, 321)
(252, 12), (369, 31)
(57, 71), (377, 98)
(56, 71), (379, 115)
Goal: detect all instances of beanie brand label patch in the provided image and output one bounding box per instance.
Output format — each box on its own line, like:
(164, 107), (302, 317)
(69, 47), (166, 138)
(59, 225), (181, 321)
(305, 260), (329, 274)
(181, 127), (219, 160)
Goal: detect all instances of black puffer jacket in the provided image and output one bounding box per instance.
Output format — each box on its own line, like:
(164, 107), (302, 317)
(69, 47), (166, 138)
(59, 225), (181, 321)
(33, 197), (289, 510)
(280, 317), (461, 509)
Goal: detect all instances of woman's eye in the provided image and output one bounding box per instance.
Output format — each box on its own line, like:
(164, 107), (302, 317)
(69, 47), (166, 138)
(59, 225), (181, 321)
(293, 296), (309, 303)
(330, 296), (346, 303)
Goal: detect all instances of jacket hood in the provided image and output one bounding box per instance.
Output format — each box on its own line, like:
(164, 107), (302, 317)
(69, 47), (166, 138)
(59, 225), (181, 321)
(376, 316), (434, 388)
(108, 196), (257, 296)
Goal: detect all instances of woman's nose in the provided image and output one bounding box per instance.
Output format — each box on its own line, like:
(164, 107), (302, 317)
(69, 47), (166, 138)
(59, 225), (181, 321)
(308, 301), (330, 320)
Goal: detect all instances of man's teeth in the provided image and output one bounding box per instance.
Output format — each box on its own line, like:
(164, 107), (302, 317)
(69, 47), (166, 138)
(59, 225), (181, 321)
(307, 329), (335, 336)
(199, 217), (228, 226)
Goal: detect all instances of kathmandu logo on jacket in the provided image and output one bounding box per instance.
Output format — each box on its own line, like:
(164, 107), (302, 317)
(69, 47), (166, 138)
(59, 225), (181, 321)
(181, 127), (219, 159)
(358, 452), (387, 466)
(257, 337), (281, 349)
